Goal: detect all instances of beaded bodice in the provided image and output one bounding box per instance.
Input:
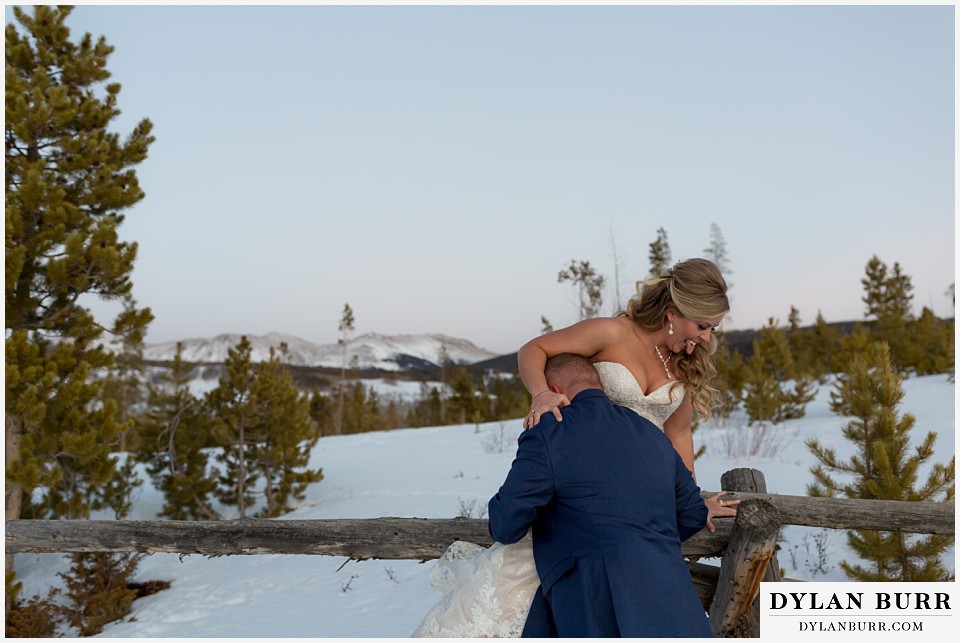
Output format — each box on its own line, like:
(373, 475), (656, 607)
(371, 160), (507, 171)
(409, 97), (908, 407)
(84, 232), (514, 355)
(593, 361), (684, 430)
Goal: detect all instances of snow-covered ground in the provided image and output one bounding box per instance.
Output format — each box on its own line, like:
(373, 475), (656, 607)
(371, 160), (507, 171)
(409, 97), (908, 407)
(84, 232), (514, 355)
(11, 373), (955, 638)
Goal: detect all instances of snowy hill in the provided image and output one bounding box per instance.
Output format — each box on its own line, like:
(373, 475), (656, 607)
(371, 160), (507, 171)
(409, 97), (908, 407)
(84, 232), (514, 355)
(142, 332), (499, 371)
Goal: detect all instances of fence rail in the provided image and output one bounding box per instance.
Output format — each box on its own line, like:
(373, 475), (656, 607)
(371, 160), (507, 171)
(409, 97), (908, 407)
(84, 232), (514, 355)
(6, 490), (951, 559)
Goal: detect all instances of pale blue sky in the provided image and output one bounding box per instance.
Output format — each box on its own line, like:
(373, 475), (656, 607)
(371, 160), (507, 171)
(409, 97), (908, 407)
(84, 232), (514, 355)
(7, 3), (955, 355)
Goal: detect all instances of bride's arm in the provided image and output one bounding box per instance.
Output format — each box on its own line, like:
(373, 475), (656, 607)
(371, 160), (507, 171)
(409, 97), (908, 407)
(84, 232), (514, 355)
(663, 396), (695, 474)
(518, 318), (622, 429)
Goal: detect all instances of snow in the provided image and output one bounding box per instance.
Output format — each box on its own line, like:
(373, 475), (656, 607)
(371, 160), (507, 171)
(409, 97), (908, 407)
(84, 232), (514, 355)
(11, 373), (955, 639)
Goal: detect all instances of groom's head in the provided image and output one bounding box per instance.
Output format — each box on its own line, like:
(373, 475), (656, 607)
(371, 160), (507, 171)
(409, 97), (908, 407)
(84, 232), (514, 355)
(544, 353), (602, 399)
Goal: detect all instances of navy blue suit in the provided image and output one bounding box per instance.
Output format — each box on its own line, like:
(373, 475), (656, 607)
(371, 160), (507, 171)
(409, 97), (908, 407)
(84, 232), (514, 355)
(488, 389), (712, 638)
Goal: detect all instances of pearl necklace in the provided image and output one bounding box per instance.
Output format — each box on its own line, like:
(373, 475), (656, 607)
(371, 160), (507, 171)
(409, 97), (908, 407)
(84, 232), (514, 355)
(654, 345), (673, 380)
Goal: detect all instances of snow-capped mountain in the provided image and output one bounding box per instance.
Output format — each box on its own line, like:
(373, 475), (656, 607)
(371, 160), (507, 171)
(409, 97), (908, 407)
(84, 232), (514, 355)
(142, 332), (500, 371)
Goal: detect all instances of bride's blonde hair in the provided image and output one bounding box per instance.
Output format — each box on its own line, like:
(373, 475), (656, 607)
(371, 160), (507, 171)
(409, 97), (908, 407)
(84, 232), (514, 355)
(620, 258), (729, 419)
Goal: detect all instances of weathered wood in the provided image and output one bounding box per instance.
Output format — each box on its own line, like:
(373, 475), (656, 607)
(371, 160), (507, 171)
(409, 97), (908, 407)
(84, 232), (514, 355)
(707, 499), (780, 638)
(701, 489), (953, 535)
(4, 517), (732, 559)
(719, 469), (781, 581)
(689, 561), (721, 610)
(721, 468), (781, 638)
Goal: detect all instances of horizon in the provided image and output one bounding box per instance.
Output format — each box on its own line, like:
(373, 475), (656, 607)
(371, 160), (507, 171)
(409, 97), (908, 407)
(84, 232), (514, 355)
(7, 3), (955, 356)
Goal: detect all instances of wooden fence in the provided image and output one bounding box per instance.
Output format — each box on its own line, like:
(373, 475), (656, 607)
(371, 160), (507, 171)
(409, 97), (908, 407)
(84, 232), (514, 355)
(5, 468), (954, 637)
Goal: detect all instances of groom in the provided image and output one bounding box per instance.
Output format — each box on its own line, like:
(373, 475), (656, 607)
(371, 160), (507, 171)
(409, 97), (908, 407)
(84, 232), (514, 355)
(488, 353), (713, 637)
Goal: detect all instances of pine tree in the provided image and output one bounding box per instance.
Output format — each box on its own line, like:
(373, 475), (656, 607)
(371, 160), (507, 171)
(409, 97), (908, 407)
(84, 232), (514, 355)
(308, 389), (336, 436)
(448, 364), (479, 425)
(861, 256), (914, 370)
(101, 300), (150, 454)
(336, 303), (355, 434)
(341, 382), (383, 434)
(58, 552), (141, 637)
(742, 318), (816, 423)
(903, 307), (954, 376)
(807, 342), (955, 581)
(806, 311), (843, 378)
(207, 337), (261, 517)
(5, 4), (155, 524)
(248, 346), (322, 517)
(136, 343), (218, 520)
(648, 227), (671, 277)
(558, 259), (605, 320)
(407, 383), (443, 428)
(712, 332), (745, 418)
(6, 10), (155, 626)
(703, 222), (732, 289)
(490, 373), (529, 421)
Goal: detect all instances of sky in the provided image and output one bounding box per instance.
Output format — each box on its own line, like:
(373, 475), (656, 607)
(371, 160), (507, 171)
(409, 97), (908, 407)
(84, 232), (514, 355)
(11, 372), (956, 637)
(5, 2), (955, 355)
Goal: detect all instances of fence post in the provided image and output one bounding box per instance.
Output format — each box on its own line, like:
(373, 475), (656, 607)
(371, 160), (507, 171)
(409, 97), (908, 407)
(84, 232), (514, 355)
(721, 468), (783, 583)
(707, 467), (783, 638)
(707, 497), (780, 637)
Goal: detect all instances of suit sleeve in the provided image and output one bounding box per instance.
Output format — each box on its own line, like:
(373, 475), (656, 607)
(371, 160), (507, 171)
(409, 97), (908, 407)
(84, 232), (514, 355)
(487, 425), (555, 545)
(672, 450), (708, 542)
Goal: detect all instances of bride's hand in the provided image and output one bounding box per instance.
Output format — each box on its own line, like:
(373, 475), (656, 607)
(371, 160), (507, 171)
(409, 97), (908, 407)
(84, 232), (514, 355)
(704, 491), (740, 533)
(523, 391), (569, 430)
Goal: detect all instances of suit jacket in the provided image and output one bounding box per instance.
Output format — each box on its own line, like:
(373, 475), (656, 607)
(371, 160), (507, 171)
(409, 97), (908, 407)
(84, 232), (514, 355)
(488, 388), (712, 638)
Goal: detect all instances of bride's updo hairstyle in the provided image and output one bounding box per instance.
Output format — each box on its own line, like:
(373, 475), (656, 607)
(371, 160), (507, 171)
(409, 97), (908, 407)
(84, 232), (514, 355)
(621, 258), (729, 419)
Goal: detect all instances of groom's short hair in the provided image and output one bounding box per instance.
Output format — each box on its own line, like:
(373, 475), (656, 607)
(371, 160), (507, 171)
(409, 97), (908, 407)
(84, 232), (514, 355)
(544, 353), (601, 392)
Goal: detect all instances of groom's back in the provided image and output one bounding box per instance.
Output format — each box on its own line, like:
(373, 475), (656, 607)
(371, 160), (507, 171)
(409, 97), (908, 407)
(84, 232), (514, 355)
(533, 391), (688, 552)
(528, 388), (711, 638)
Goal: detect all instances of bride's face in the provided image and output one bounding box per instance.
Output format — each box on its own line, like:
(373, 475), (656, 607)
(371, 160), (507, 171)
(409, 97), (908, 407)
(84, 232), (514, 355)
(669, 313), (725, 355)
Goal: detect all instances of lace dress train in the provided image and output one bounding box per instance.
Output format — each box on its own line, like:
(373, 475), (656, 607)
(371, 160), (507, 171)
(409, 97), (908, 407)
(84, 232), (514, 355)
(411, 532), (538, 637)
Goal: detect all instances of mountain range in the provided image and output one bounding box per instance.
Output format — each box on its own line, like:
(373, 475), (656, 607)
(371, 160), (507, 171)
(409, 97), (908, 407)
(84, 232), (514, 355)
(142, 332), (501, 372)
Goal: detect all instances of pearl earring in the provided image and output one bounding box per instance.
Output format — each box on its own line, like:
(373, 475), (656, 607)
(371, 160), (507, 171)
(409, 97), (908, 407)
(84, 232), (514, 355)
(668, 321), (674, 335)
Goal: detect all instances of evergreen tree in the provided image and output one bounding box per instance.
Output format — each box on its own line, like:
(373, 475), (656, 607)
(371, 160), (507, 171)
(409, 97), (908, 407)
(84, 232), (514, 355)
(406, 383), (443, 428)
(807, 342), (954, 581)
(101, 300), (149, 453)
(711, 332), (745, 418)
(558, 259), (605, 320)
(207, 337), (260, 517)
(742, 318), (816, 423)
(6, 17), (153, 631)
(447, 364), (480, 425)
(58, 552), (141, 637)
(702, 222), (732, 289)
(5, 4), (154, 525)
(489, 373), (529, 421)
(136, 343), (218, 520)
(341, 381), (383, 434)
(806, 311), (843, 377)
(861, 256), (914, 369)
(248, 346), (322, 517)
(308, 389), (336, 436)
(648, 227), (671, 277)
(335, 303), (355, 434)
(903, 307), (954, 376)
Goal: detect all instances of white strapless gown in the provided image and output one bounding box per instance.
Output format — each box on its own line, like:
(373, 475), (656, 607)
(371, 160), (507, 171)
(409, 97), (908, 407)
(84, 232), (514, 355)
(412, 362), (684, 637)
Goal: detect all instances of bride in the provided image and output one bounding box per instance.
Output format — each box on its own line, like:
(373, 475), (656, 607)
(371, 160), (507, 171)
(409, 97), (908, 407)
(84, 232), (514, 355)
(413, 258), (737, 638)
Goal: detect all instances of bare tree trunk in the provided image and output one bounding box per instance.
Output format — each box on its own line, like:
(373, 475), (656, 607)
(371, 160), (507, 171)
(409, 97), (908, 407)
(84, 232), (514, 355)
(6, 412), (24, 613)
(236, 423), (247, 518)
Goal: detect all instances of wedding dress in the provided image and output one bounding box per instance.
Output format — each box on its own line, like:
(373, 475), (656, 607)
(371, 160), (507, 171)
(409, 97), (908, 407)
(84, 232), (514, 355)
(412, 362), (685, 638)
